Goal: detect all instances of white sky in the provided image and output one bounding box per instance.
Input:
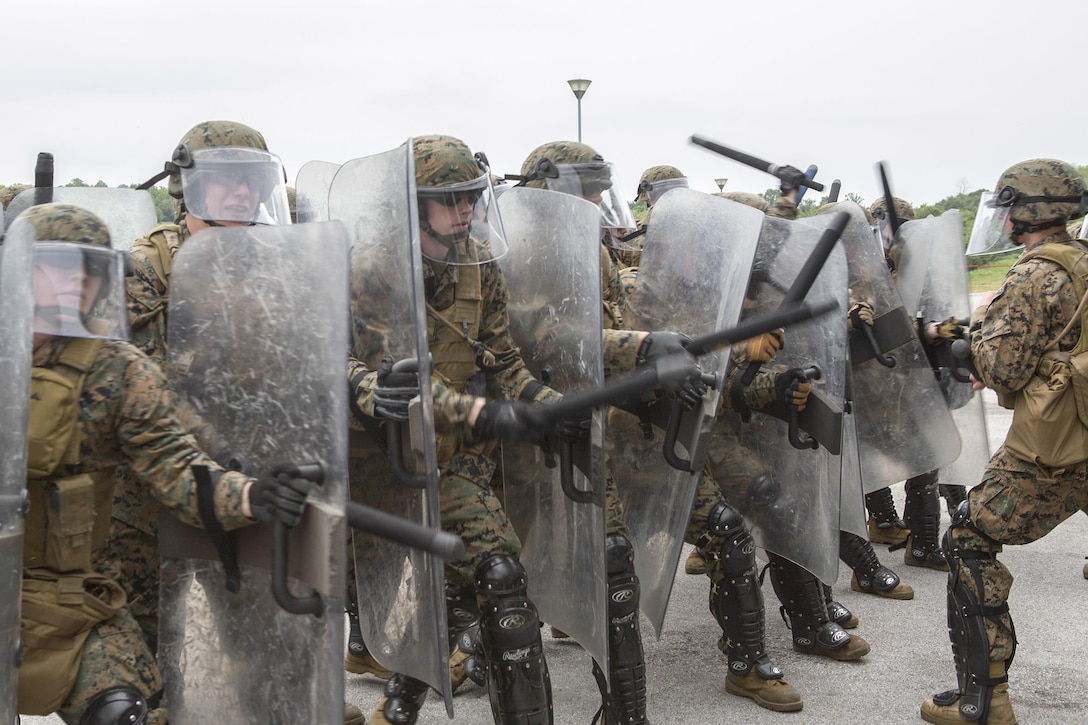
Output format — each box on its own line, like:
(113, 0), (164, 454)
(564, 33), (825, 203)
(4, 0), (1086, 208)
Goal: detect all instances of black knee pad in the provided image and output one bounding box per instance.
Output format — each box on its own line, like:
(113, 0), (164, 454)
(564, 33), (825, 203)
(707, 501), (755, 576)
(446, 582), (480, 638)
(79, 687), (148, 725)
(745, 473), (779, 507)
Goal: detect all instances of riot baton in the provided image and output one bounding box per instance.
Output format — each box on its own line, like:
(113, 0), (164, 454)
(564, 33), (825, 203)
(689, 135), (825, 192)
(534, 298), (839, 425)
(794, 164), (819, 205)
(877, 161), (902, 235)
(34, 152), (54, 206)
(345, 501), (465, 560)
(740, 210), (850, 385)
(828, 179), (841, 203)
(951, 338), (981, 381)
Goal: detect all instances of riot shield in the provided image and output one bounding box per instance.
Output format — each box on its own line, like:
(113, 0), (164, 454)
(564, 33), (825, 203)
(838, 395), (869, 541)
(328, 143), (453, 713)
(0, 218), (34, 723)
(615, 189), (761, 635)
(723, 215), (849, 584)
(8, 186), (157, 250)
(157, 221), (350, 724)
(495, 186), (609, 673)
(895, 210), (991, 487)
(801, 202), (961, 492)
(295, 160), (340, 223)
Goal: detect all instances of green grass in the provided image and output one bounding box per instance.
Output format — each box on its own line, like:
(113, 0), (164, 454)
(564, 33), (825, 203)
(966, 251), (1018, 293)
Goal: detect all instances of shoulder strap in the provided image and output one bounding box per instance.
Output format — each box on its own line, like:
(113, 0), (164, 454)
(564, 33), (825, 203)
(132, 224), (184, 289)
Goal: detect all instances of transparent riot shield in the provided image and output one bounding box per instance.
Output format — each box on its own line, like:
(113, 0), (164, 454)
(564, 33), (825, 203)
(0, 219), (34, 723)
(328, 143), (453, 713)
(895, 210), (991, 488)
(295, 160), (340, 223)
(495, 186), (609, 672)
(724, 216), (849, 584)
(158, 221), (350, 724)
(838, 395), (869, 541)
(803, 203), (961, 492)
(8, 186), (157, 250)
(616, 189), (761, 635)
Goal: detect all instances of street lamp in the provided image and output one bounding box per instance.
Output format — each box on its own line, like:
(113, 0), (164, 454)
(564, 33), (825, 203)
(715, 178), (728, 192)
(567, 78), (592, 142)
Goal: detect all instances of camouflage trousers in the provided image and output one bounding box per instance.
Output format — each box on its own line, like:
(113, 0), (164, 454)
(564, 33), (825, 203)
(952, 455), (1088, 661)
(97, 519), (160, 646)
(58, 606), (166, 724)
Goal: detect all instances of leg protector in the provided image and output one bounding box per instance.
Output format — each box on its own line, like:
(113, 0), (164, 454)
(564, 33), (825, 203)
(841, 531), (913, 599)
(705, 503), (779, 680)
(901, 472), (948, 569)
(940, 483), (968, 518)
(822, 583), (858, 629)
(345, 585), (393, 678)
(931, 506), (1017, 722)
(592, 533), (648, 725)
(767, 555), (862, 658)
(374, 674), (430, 725)
(475, 554), (552, 724)
(865, 486), (909, 545)
(448, 583), (485, 690)
(79, 687), (148, 725)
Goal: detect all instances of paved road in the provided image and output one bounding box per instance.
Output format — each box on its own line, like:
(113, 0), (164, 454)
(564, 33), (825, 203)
(25, 385), (1088, 724)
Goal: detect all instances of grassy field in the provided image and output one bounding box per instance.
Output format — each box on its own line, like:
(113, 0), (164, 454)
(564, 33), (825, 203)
(967, 251), (1018, 292)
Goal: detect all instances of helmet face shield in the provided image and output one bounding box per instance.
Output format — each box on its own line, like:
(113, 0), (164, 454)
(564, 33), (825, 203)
(644, 177), (689, 207)
(417, 171), (508, 265)
(966, 192), (1015, 256)
(179, 147), (291, 225)
(32, 242), (129, 340)
(541, 162), (636, 231)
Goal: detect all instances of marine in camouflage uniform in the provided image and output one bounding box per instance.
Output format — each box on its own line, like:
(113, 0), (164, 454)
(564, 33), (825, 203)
(922, 159), (1088, 725)
(16, 204), (299, 725)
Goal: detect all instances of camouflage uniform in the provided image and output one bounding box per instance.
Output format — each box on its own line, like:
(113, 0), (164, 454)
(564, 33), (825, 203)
(923, 159), (1088, 725)
(17, 204), (252, 725)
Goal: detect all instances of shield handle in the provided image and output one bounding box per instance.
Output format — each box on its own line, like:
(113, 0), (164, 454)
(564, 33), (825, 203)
(271, 463), (325, 617)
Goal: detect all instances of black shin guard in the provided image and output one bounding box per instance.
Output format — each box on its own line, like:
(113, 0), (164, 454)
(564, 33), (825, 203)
(767, 554), (848, 651)
(865, 486), (903, 524)
(592, 533), (648, 724)
(934, 508), (1016, 721)
(940, 484), (968, 517)
(80, 687), (149, 725)
(840, 531), (900, 591)
(901, 472), (945, 562)
(706, 503), (778, 680)
(475, 554), (552, 724)
(346, 584), (368, 659)
(378, 674), (430, 724)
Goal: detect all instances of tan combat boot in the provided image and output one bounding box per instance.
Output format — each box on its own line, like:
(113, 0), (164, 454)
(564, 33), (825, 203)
(850, 570), (914, 600)
(725, 670), (803, 712)
(346, 649), (394, 679)
(685, 547), (709, 575)
(449, 643), (474, 693)
(344, 702), (366, 725)
(903, 533), (951, 571)
(867, 513), (910, 546)
(920, 662), (1018, 725)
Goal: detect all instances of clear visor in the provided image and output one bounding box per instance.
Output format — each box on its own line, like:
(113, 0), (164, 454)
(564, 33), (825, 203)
(417, 172), (508, 265)
(33, 243), (130, 340)
(180, 147), (291, 226)
(645, 177), (689, 207)
(543, 162), (636, 231)
(965, 192), (1015, 256)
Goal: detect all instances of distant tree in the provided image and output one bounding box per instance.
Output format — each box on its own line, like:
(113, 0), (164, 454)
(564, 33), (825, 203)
(845, 192), (865, 206)
(761, 188), (779, 206)
(94, 180), (108, 188)
(65, 178), (89, 187)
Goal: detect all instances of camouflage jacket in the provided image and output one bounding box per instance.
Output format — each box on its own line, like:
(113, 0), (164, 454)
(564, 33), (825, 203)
(33, 337), (251, 533)
(126, 221), (191, 365)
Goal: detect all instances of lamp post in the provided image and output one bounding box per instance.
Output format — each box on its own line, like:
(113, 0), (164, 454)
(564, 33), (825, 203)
(715, 178), (728, 193)
(567, 78), (592, 142)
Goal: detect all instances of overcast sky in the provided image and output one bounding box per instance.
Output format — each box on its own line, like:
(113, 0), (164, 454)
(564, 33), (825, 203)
(5, 0), (1086, 209)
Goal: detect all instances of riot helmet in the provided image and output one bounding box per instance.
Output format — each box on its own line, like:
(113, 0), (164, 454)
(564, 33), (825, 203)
(515, 141), (636, 239)
(20, 203), (129, 340)
(719, 190), (770, 213)
(412, 134), (507, 264)
(869, 196), (914, 251)
(968, 159), (1088, 255)
(635, 165), (688, 206)
(157, 120), (291, 226)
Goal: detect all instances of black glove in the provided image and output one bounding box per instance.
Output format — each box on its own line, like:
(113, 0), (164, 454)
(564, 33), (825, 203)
(637, 331), (708, 411)
(249, 464), (310, 527)
(777, 165), (807, 196)
(373, 356), (420, 422)
(553, 412), (591, 444)
(775, 368), (812, 412)
(473, 400), (547, 444)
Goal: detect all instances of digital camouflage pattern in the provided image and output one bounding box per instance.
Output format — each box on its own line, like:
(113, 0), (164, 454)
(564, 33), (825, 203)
(20, 203), (112, 247)
(718, 191), (769, 212)
(994, 158), (1088, 226)
(869, 196), (916, 222)
(0, 183), (31, 210)
(952, 230), (1088, 662)
(635, 165), (685, 202)
(518, 140), (605, 189)
(168, 120), (270, 199)
(412, 135), (484, 189)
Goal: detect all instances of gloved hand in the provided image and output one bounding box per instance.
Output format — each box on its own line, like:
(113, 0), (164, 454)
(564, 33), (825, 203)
(472, 400), (546, 444)
(553, 412), (591, 444)
(637, 331), (708, 411)
(775, 368), (812, 412)
(935, 316), (968, 341)
(248, 464), (310, 527)
(373, 356), (420, 422)
(777, 165), (808, 195)
(743, 329), (784, 364)
(848, 302), (875, 331)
